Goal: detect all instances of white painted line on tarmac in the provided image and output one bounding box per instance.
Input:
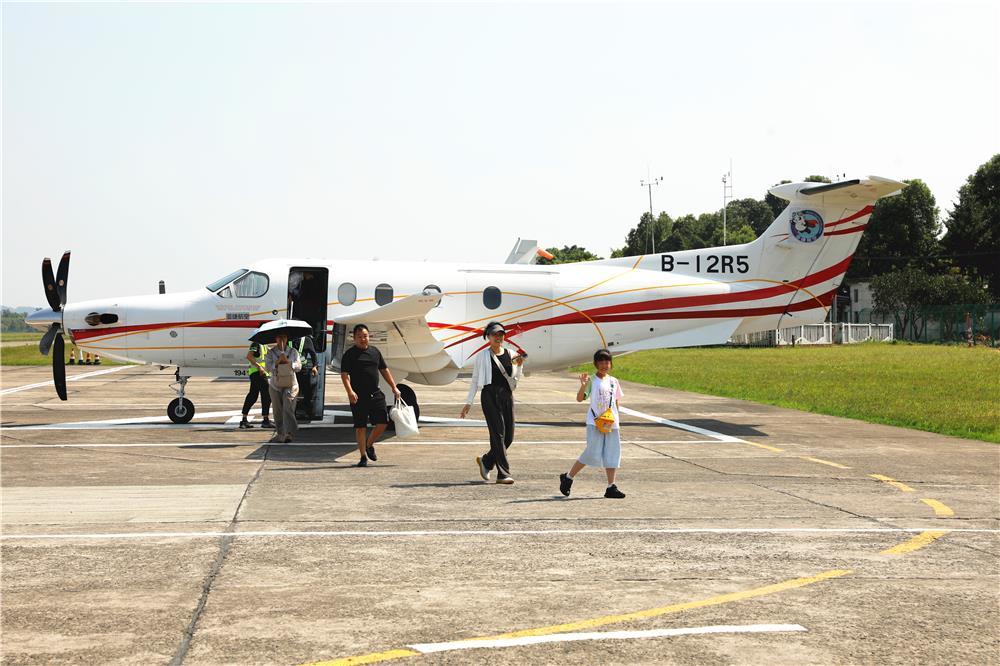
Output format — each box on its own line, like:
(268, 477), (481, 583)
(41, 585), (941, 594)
(619, 406), (745, 443)
(3, 527), (994, 541)
(408, 623), (808, 653)
(0, 366), (130, 396)
(0, 439), (718, 449)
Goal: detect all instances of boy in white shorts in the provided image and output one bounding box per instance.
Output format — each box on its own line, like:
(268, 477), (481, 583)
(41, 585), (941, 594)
(559, 348), (625, 499)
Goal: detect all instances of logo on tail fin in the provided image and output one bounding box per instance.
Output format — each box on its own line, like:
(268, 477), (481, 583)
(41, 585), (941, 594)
(790, 210), (824, 243)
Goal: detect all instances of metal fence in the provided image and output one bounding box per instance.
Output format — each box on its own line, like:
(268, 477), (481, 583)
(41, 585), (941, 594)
(730, 323), (894, 347)
(855, 305), (999, 344)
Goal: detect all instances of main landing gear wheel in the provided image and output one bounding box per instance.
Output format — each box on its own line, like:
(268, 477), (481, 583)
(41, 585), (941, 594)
(398, 383), (419, 422)
(167, 398), (195, 424)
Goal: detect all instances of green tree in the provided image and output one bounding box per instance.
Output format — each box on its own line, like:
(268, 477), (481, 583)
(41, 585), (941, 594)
(941, 154), (1000, 300)
(871, 267), (990, 340)
(849, 179), (943, 281)
(724, 198), (773, 237)
(612, 212), (674, 256)
(2, 309), (36, 333)
(536, 245), (604, 265)
(764, 180), (792, 219)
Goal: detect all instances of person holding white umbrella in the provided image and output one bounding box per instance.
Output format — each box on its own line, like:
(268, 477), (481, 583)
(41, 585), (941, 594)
(251, 319), (312, 444)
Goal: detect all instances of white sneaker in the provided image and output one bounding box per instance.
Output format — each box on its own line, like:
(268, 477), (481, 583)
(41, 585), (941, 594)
(476, 456), (491, 482)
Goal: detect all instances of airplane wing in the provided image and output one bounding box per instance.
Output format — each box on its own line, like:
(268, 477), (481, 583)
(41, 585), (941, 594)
(333, 290), (459, 385)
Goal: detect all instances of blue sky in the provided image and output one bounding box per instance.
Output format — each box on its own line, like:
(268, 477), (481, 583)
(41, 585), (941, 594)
(3, 1), (997, 306)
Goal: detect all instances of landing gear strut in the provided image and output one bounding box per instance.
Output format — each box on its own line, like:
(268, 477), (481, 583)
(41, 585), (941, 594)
(167, 372), (195, 424)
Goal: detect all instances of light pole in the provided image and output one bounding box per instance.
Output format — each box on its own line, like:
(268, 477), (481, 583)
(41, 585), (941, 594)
(721, 163), (733, 245)
(640, 176), (663, 253)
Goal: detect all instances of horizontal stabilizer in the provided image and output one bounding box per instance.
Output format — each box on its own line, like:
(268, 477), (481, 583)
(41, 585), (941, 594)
(770, 176), (905, 203)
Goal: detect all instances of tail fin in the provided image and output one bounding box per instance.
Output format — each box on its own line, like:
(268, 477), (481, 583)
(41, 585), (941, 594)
(583, 175), (905, 332)
(737, 175), (905, 330)
(755, 176), (905, 281)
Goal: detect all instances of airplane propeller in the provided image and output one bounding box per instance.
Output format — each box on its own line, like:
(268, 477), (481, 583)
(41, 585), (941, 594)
(37, 251), (71, 401)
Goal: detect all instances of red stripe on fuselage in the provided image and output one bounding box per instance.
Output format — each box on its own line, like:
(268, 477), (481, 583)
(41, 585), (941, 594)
(72, 319), (270, 342)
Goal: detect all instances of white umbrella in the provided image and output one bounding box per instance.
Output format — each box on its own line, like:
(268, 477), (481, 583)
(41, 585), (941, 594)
(249, 319), (313, 345)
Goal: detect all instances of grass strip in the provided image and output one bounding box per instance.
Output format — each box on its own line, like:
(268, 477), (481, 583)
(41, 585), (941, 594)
(583, 343), (999, 444)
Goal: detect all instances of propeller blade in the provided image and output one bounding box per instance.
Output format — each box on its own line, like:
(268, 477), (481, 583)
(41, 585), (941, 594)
(53, 334), (68, 401)
(56, 251), (71, 307)
(42, 258), (61, 312)
(39, 323), (59, 356)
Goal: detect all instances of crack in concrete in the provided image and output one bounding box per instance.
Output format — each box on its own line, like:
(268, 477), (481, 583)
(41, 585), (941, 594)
(168, 445), (270, 665)
(631, 442), (884, 525)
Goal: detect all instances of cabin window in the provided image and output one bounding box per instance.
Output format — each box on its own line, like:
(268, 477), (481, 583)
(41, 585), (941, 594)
(338, 282), (357, 306)
(483, 286), (502, 310)
(375, 283), (394, 306)
(219, 286), (233, 298)
(207, 269), (248, 293)
(424, 284), (442, 307)
(233, 271), (269, 298)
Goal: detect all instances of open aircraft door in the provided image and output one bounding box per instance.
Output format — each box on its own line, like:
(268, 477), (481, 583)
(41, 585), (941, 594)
(288, 267), (329, 419)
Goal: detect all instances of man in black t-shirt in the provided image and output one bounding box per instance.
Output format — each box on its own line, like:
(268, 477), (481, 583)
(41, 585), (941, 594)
(341, 324), (402, 467)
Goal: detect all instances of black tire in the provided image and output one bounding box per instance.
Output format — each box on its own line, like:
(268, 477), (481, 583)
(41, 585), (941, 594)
(398, 383), (420, 421)
(167, 397), (195, 424)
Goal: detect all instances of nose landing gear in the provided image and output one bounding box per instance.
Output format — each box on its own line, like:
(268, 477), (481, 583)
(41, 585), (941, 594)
(167, 373), (195, 424)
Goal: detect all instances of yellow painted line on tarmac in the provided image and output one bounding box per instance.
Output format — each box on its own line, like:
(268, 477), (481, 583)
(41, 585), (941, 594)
(880, 530), (948, 556)
(869, 474), (915, 493)
(305, 569), (851, 665)
(745, 441), (784, 452)
(920, 499), (955, 517)
(799, 456), (851, 469)
(300, 647), (400, 664)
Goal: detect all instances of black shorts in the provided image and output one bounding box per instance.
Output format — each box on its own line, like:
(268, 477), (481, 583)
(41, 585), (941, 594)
(351, 390), (388, 428)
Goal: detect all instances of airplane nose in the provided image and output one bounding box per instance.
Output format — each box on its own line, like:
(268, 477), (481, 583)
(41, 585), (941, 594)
(25, 308), (61, 331)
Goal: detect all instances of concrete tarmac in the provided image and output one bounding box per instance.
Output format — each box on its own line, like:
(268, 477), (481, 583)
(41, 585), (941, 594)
(1, 365), (998, 665)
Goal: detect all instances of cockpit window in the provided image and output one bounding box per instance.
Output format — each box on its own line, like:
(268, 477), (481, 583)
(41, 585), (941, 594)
(206, 269), (248, 293)
(218, 286), (233, 298)
(233, 271), (269, 298)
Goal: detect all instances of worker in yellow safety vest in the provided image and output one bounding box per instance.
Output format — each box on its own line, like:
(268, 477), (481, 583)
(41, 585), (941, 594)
(239, 341), (273, 429)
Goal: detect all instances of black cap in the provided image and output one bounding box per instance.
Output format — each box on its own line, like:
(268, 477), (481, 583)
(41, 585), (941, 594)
(483, 321), (506, 339)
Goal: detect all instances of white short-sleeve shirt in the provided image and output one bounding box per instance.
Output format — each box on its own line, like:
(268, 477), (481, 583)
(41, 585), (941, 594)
(584, 374), (623, 430)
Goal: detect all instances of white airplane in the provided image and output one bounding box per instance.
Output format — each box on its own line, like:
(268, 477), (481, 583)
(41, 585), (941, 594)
(27, 176), (905, 423)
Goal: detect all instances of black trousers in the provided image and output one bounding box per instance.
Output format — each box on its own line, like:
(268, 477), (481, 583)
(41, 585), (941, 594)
(241, 372), (271, 418)
(481, 385), (514, 475)
(296, 370), (314, 416)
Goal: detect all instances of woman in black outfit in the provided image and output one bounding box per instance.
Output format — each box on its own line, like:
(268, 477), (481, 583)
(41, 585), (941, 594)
(459, 321), (524, 484)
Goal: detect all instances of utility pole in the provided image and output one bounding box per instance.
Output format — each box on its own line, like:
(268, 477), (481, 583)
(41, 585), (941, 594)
(721, 160), (733, 245)
(639, 174), (663, 253)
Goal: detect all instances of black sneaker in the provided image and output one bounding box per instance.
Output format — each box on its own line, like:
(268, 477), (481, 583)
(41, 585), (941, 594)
(238, 418), (253, 429)
(559, 473), (573, 497)
(260, 419), (275, 429)
(366, 445), (377, 461)
(604, 484), (626, 499)
(357, 456), (368, 467)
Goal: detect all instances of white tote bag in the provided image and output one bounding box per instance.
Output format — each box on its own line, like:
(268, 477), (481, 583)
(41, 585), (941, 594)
(389, 397), (419, 438)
